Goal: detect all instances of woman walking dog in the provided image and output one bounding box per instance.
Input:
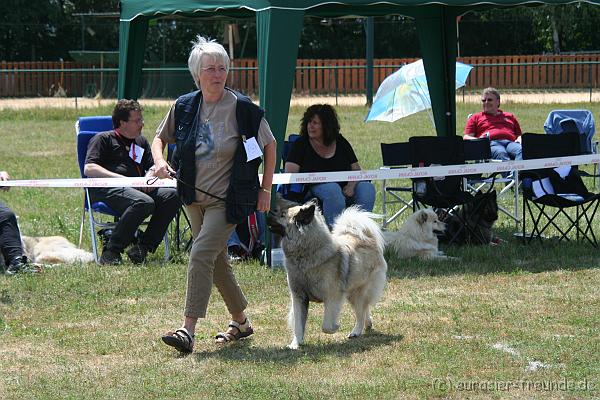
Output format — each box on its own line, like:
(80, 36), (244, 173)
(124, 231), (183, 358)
(151, 35), (276, 352)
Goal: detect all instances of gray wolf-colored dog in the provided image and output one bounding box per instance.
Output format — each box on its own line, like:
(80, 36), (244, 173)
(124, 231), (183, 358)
(268, 198), (387, 349)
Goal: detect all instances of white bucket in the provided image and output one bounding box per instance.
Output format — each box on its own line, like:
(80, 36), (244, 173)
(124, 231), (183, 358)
(270, 248), (286, 268)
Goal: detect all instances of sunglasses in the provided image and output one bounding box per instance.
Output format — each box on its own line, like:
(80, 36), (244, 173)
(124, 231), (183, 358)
(481, 98), (496, 103)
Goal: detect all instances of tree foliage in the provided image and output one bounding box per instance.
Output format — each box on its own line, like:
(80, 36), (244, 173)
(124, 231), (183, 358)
(1, 2), (599, 62)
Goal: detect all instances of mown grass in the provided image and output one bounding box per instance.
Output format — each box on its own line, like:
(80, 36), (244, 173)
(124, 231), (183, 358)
(1, 102), (599, 399)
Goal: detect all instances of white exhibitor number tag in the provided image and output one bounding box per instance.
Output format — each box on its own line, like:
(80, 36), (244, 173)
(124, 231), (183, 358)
(130, 144), (144, 164)
(244, 137), (262, 161)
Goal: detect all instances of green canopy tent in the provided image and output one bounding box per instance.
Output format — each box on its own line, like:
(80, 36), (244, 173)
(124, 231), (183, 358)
(119, 0), (599, 159)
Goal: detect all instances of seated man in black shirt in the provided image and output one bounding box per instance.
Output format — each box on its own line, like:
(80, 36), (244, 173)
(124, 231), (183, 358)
(84, 99), (179, 265)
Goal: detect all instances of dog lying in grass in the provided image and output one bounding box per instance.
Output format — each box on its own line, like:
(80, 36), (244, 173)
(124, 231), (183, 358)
(384, 208), (450, 260)
(5, 235), (94, 265)
(441, 190), (498, 245)
(268, 197), (387, 349)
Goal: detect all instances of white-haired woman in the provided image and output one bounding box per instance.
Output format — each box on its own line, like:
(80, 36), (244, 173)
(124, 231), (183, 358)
(152, 35), (276, 352)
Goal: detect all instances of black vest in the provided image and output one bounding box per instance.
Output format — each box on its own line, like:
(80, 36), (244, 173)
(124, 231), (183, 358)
(173, 89), (264, 224)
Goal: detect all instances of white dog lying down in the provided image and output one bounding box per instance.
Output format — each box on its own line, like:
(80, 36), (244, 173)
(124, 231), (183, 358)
(384, 209), (450, 260)
(22, 236), (95, 264)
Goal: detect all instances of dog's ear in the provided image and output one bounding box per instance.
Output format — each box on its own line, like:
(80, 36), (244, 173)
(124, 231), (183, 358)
(306, 197), (320, 208)
(295, 203), (315, 226)
(417, 210), (428, 225)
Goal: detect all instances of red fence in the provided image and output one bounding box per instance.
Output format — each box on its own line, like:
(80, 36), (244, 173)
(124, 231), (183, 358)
(0, 61), (103, 97)
(461, 54), (600, 90)
(2, 55), (600, 98)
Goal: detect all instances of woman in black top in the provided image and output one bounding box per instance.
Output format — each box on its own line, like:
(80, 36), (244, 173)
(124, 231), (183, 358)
(285, 104), (375, 226)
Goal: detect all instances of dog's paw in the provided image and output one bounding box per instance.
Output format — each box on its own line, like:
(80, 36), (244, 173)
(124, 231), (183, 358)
(347, 332), (362, 339)
(322, 323), (340, 334)
(287, 341), (300, 350)
(365, 317), (373, 331)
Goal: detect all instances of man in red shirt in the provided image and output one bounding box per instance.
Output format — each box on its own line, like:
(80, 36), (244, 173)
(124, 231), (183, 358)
(464, 87), (522, 161)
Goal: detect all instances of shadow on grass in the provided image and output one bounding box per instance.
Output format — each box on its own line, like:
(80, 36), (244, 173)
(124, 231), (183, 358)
(386, 225), (600, 279)
(191, 331), (403, 364)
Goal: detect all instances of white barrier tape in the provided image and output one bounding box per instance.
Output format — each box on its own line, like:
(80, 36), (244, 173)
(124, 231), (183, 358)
(0, 177), (176, 188)
(1, 154), (599, 188)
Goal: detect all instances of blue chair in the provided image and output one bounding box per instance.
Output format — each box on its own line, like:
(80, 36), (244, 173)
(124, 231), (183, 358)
(276, 134), (305, 203)
(76, 116), (170, 263)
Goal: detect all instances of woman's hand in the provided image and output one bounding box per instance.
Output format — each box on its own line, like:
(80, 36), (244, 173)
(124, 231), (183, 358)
(257, 190), (271, 212)
(153, 158), (174, 179)
(343, 184), (355, 198)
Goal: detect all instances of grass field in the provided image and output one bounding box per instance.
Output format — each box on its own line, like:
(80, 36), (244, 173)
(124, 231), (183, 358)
(1, 102), (599, 399)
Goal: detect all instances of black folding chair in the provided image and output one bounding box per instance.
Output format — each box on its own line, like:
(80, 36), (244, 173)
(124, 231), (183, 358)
(409, 135), (491, 245)
(380, 142), (413, 228)
(166, 144), (193, 253)
(463, 138), (519, 223)
(521, 132), (600, 247)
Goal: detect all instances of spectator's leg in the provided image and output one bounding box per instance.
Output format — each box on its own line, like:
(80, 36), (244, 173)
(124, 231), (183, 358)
(0, 201), (24, 266)
(490, 140), (510, 161)
(506, 141), (523, 161)
(138, 187), (180, 251)
(348, 181), (376, 212)
(90, 187), (154, 252)
(307, 183), (345, 227)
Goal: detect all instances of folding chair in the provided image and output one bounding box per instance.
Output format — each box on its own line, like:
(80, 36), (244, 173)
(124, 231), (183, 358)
(76, 116), (170, 263)
(463, 138), (520, 223)
(409, 135), (490, 245)
(544, 109), (596, 154)
(544, 109), (598, 186)
(380, 142), (413, 229)
(521, 132), (600, 247)
(276, 134), (305, 203)
(166, 143), (193, 253)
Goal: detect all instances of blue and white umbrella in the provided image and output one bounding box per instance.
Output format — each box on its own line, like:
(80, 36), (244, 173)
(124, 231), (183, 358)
(365, 59), (473, 123)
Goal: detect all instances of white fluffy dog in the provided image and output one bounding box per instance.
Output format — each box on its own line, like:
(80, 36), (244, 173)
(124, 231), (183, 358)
(22, 236), (95, 264)
(384, 209), (449, 260)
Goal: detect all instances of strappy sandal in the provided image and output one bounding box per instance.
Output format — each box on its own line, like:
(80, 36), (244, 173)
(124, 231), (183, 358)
(215, 319), (254, 343)
(162, 328), (194, 353)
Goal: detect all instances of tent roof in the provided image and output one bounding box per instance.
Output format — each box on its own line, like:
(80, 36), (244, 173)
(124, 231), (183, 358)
(120, 0), (600, 21)
(119, 0), (600, 158)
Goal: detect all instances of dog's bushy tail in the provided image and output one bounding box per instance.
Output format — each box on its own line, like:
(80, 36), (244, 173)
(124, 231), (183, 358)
(332, 206), (385, 253)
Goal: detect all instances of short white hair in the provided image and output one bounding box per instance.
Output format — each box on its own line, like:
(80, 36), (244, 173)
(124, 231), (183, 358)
(188, 35), (230, 89)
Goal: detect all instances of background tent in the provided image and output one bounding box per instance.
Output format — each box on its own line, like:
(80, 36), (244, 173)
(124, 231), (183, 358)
(118, 0), (600, 166)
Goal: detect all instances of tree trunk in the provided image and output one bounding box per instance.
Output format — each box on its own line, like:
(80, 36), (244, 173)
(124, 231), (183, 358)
(551, 14), (561, 54)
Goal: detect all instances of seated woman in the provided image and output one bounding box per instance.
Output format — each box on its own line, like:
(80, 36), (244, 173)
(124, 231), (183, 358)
(284, 104), (375, 227)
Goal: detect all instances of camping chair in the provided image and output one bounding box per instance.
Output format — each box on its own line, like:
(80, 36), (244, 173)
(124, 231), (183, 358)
(463, 138), (520, 223)
(76, 116), (170, 263)
(544, 109), (598, 186)
(380, 142), (413, 229)
(409, 135), (490, 245)
(276, 133), (305, 203)
(166, 143), (193, 253)
(521, 132), (600, 247)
